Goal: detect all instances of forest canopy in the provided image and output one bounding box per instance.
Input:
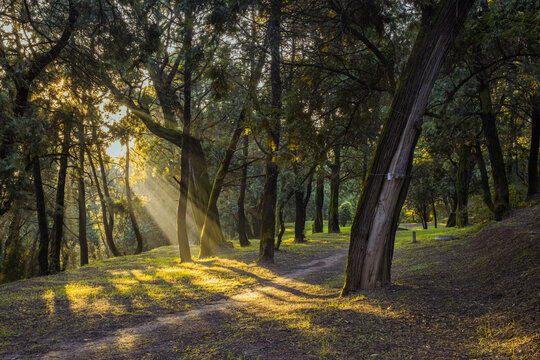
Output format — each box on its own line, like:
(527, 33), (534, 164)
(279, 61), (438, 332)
(0, 0), (538, 293)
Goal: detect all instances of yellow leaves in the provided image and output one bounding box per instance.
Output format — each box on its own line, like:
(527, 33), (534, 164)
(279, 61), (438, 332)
(244, 127), (251, 135)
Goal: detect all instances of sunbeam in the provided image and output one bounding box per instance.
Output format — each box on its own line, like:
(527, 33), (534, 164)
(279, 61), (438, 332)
(133, 174), (199, 245)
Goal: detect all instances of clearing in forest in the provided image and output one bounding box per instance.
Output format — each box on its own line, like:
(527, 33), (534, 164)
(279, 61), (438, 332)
(0, 205), (539, 360)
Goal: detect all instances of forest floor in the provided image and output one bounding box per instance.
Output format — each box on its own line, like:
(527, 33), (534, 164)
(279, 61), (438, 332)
(0, 204), (539, 360)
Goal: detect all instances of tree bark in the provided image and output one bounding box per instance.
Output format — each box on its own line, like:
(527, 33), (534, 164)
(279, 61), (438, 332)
(473, 144), (495, 213)
(49, 119), (72, 273)
(124, 139), (143, 254)
(456, 145), (470, 228)
(342, 0), (474, 294)
(528, 94), (539, 197)
(432, 199), (437, 228)
(176, 3), (194, 263)
(33, 157), (50, 276)
(312, 167), (324, 233)
(478, 76), (510, 220)
(77, 120), (88, 266)
(294, 173), (313, 243)
(237, 133), (250, 247)
(275, 201), (286, 250)
(2, 207), (23, 281)
(328, 145), (341, 233)
(258, 0), (282, 263)
(87, 148), (120, 257)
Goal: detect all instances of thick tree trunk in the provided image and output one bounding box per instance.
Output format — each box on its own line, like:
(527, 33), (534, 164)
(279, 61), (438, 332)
(87, 148), (120, 257)
(528, 95), (539, 197)
(328, 145), (341, 233)
(49, 120), (72, 273)
(77, 121), (88, 266)
(258, 0), (282, 263)
(478, 76), (510, 220)
(198, 118), (244, 257)
(176, 3), (194, 263)
(125, 139), (143, 254)
(33, 157), (50, 276)
(312, 167), (324, 233)
(378, 137), (418, 285)
(456, 145), (470, 228)
(473, 144), (495, 213)
(342, 0), (474, 294)
(237, 133), (250, 247)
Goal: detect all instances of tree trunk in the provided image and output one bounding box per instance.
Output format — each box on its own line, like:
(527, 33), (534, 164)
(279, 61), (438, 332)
(528, 94), (539, 197)
(378, 136), (418, 285)
(49, 119), (72, 273)
(87, 148), (120, 257)
(124, 139), (143, 254)
(312, 167), (324, 233)
(294, 189), (306, 243)
(456, 145), (470, 228)
(77, 120), (88, 266)
(176, 3), (194, 263)
(198, 118), (244, 257)
(328, 144), (341, 233)
(97, 146), (115, 243)
(478, 76), (510, 220)
(258, 0), (282, 263)
(294, 172), (313, 243)
(2, 207), (23, 281)
(237, 133), (250, 247)
(342, 0), (474, 294)
(33, 157), (50, 276)
(432, 199), (437, 228)
(473, 144), (495, 213)
(275, 201), (286, 250)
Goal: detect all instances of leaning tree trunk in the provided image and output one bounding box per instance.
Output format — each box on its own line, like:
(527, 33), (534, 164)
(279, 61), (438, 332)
(275, 202), (286, 250)
(124, 138), (143, 254)
(342, 0), (474, 294)
(199, 118), (244, 257)
(49, 119), (72, 274)
(237, 133), (250, 247)
(87, 148), (120, 257)
(258, 0), (282, 263)
(456, 145), (470, 228)
(97, 146), (115, 243)
(328, 144), (341, 233)
(528, 94), (539, 197)
(77, 120), (88, 266)
(478, 76), (510, 220)
(312, 167), (324, 233)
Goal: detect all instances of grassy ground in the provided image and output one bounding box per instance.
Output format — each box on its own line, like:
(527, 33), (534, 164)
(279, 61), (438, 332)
(0, 209), (538, 359)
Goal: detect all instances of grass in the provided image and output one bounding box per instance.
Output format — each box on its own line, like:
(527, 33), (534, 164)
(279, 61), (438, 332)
(1, 215), (538, 359)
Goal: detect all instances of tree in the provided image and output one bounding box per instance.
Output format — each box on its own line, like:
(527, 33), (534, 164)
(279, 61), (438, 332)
(342, 0), (475, 294)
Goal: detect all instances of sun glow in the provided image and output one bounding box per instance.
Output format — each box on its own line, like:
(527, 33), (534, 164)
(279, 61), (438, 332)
(133, 173), (199, 245)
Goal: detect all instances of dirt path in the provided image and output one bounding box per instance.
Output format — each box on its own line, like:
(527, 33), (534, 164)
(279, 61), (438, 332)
(38, 249), (348, 360)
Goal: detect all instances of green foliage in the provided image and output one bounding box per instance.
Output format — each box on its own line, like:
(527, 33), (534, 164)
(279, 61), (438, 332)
(338, 201), (353, 227)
